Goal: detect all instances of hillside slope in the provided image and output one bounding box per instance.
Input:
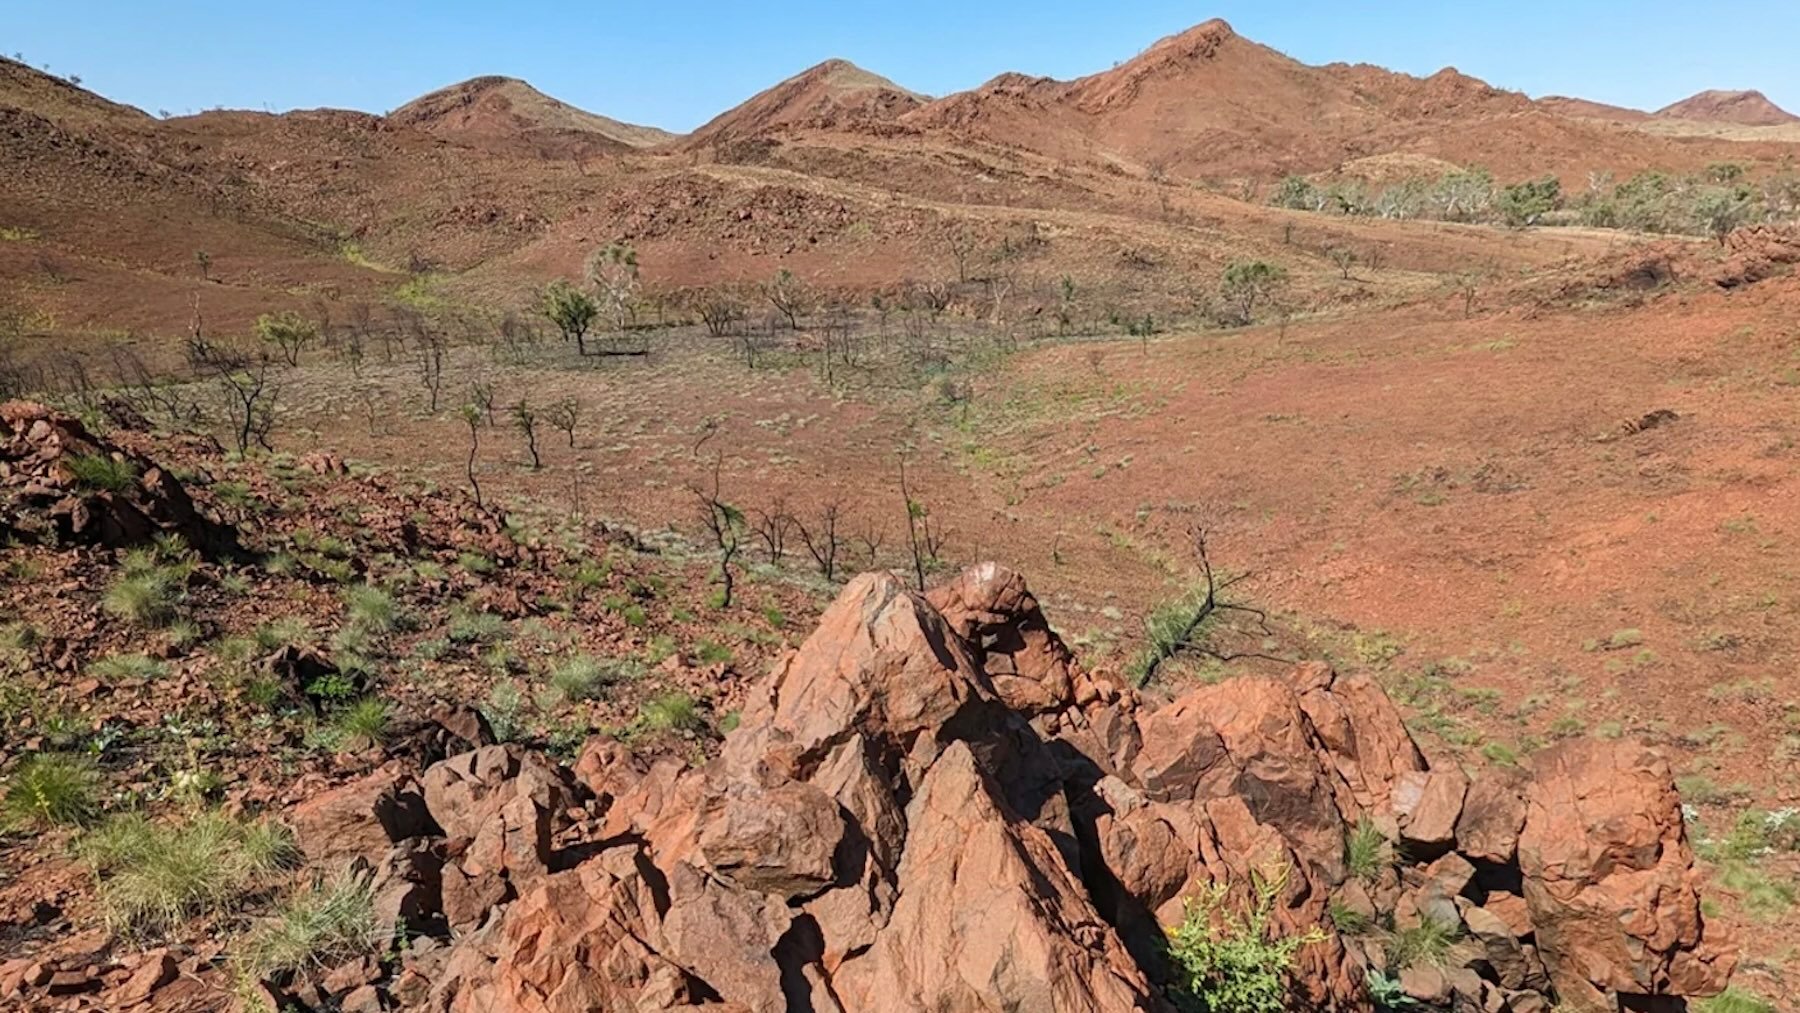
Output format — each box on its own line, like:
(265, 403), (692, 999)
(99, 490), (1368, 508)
(387, 75), (676, 157)
(683, 58), (924, 149)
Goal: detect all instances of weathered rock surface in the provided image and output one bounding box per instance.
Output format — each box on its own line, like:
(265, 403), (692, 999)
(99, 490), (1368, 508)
(243, 563), (1733, 1013)
(0, 400), (236, 553)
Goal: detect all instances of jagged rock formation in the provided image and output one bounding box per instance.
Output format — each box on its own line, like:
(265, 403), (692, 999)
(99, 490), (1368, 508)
(0, 401), (236, 553)
(255, 564), (1731, 1011)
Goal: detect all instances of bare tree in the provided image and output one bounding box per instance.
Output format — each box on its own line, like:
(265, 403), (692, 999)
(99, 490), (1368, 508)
(792, 499), (846, 582)
(189, 338), (278, 453)
(898, 453), (940, 592)
(750, 499), (795, 565)
(458, 404), (483, 508)
(544, 396), (579, 448)
(510, 400), (541, 470)
(468, 379), (499, 427)
(1133, 527), (1276, 686)
(1328, 247), (1358, 280)
(948, 231), (976, 284)
(695, 286), (746, 337)
(690, 437), (745, 607)
(415, 330), (447, 412)
(763, 269), (811, 330)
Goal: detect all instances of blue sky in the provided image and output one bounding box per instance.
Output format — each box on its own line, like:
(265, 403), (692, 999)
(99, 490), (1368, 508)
(4, 1), (1797, 131)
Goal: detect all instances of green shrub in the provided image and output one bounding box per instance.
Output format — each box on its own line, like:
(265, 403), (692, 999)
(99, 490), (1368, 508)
(232, 871), (377, 986)
(3, 753), (102, 828)
(85, 811), (297, 935)
(64, 453), (138, 493)
(481, 682), (527, 742)
(1165, 865), (1325, 1013)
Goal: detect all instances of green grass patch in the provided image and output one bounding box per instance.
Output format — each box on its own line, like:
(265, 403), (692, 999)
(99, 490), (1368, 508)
(85, 811), (298, 936)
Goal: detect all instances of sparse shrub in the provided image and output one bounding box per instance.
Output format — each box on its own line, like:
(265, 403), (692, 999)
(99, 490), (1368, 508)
(330, 698), (391, 750)
(231, 870), (378, 988)
(64, 453), (138, 493)
(1697, 988), (1777, 1013)
(103, 560), (188, 627)
(3, 753), (101, 828)
(341, 584), (398, 636)
(457, 551), (496, 576)
(85, 811), (297, 936)
(1219, 261), (1289, 326)
(1344, 818), (1390, 882)
(89, 653), (168, 681)
(637, 692), (704, 736)
(1390, 915), (1460, 969)
(481, 682), (527, 742)
(547, 654), (642, 703)
(1165, 865), (1325, 1013)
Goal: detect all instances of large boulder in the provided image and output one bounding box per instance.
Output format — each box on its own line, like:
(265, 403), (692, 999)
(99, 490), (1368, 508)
(1518, 741), (1736, 1010)
(419, 566), (1733, 1013)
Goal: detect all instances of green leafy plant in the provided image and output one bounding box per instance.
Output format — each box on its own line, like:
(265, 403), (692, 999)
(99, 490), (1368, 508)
(1165, 865), (1325, 1013)
(3, 753), (102, 828)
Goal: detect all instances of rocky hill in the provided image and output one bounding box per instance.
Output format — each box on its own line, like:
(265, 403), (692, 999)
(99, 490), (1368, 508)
(1655, 88), (1800, 126)
(682, 59), (925, 150)
(387, 76), (676, 158)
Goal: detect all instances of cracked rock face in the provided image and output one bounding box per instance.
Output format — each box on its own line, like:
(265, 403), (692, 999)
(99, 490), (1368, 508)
(375, 566), (1732, 1013)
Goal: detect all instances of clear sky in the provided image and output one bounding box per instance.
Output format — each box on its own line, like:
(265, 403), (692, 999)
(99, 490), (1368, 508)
(4, 1), (1797, 131)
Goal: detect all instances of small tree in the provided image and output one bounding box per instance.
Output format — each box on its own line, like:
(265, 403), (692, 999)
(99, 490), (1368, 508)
(696, 286), (746, 337)
(1327, 247), (1357, 280)
(195, 250), (211, 281)
(1220, 261), (1289, 326)
(458, 404), (483, 507)
(585, 243), (640, 331)
(1056, 276), (1079, 335)
(540, 281), (599, 355)
(1497, 176), (1562, 228)
(1694, 186), (1754, 245)
(510, 400), (541, 470)
(763, 269), (811, 330)
(544, 396), (579, 448)
(256, 311), (316, 366)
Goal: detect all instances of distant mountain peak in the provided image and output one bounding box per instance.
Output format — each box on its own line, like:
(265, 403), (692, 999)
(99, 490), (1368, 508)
(388, 76), (674, 154)
(682, 58), (923, 148)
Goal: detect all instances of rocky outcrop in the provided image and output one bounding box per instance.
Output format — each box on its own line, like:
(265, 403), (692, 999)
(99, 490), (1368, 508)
(0, 401), (236, 553)
(238, 563), (1731, 1013)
